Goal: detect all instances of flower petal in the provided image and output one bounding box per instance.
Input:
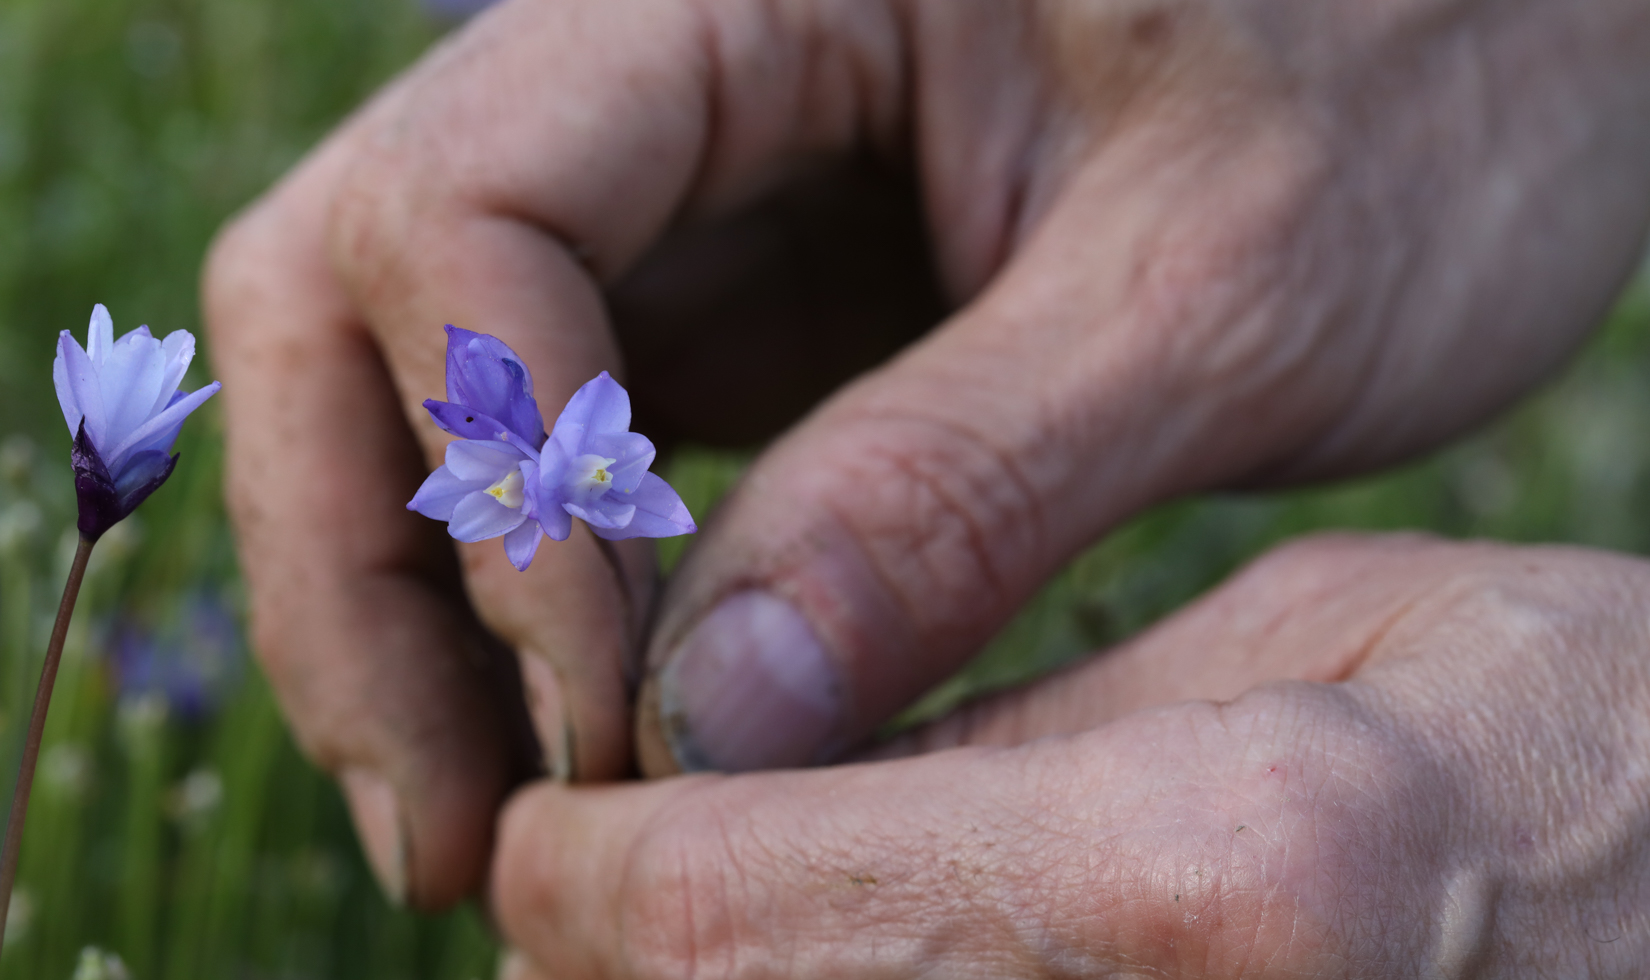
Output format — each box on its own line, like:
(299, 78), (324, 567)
(100, 327), (167, 451)
(527, 438), (566, 509)
(537, 502), (572, 542)
(114, 389), (187, 470)
(58, 330), (108, 450)
(424, 400), (540, 457)
(88, 304), (114, 366)
(591, 472), (696, 540)
(71, 421), (122, 540)
(153, 330), (196, 417)
(502, 520), (544, 570)
(444, 326), (545, 446)
(105, 381), (220, 472)
(112, 449), (178, 517)
(589, 430), (655, 494)
(54, 333), (82, 436)
(448, 492), (528, 542)
(550, 371), (630, 457)
(408, 465), (486, 521)
(113, 448), (173, 498)
(444, 438), (527, 482)
(563, 496), (636, 530)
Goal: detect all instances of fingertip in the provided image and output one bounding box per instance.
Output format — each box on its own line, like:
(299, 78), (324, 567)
(341, 768), (409, 906)
(491, 774), (715, 972)
(649, 590), (845, 773)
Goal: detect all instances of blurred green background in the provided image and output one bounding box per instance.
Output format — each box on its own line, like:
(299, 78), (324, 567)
(0, 0), (1647, 976)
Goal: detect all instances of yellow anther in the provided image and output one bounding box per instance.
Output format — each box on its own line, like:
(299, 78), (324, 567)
(485, 469), (526, 509)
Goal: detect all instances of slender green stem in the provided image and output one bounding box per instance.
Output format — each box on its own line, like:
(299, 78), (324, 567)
(0, 534), (94, 955)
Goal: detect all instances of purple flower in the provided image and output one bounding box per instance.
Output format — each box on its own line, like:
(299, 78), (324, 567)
(408, 327), (694, 570)
(109, 592), (244, 721)
(53, 305), (221, 540)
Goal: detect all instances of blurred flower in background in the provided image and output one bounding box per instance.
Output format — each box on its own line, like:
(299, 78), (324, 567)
(70, 947), (129, 980)
(421, 0), (500, 24)
(106, 591), (243, 721)
(166, 766), (223, 833)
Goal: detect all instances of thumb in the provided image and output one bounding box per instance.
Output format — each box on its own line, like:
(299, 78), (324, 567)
(636, 109), (1342, 774)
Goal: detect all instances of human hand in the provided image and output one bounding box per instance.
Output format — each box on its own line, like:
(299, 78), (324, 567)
(493, 534), (1650, 978)
(202, 0), (1650, 907)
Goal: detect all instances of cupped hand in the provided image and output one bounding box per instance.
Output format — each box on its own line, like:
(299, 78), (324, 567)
(202, 0), (1650, 906)
(493, 534), (1650, 978)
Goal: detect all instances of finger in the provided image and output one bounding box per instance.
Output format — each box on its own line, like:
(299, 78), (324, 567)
(634, 1), (1650, 775)
(204, 140), (536, 909)
(871, 531), (1470, 756)
(496, 685), (1457, 979)
(633, 27), (1344, 773)
(322, 0), (912, 779)
(507, 538), (1650, 977)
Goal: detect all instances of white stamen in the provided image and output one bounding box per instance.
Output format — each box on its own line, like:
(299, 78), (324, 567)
(486, 468), (526, 509)
(568, 454), (618, 500)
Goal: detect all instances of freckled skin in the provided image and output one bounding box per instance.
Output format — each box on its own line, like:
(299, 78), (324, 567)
(203, 0), (1650, 964)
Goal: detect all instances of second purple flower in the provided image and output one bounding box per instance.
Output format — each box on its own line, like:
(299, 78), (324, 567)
(408, 326), (695, 570)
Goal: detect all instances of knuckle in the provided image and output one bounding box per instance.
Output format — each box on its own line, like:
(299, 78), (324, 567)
(823, 406), (1045, 636)
(1076, 686), (1450, 973)
(618, 796), (740, 980)
(323, 120), (447, 312)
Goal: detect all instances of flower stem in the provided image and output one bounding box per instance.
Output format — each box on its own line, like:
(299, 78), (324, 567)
(0, 534), (95, 953)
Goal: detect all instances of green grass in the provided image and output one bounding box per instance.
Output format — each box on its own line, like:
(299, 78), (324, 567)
(1, 0), (1648, 974)
(0, 0), (504, 975)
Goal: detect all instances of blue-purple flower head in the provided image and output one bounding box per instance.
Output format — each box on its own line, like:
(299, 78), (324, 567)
(409, 326), (695, 570)
(110, 592), (244, 722)
(53, 305), (221, 540)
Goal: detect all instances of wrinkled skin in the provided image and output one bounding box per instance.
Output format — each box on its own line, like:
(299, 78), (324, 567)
(201, 0), (1650, 960)
(494, 534), (1650, 978)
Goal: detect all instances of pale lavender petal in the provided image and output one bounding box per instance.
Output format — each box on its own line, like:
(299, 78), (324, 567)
(449, 492), (528, 542)
(87, 304), (114, 366)
(408, 465), (486, 521)
(563, 495), (636, 530)
(502, 520), (544, 570)
(527, 438), (568, 518)
(591, 472), (696, 540)
(550, 371), (630, 457)
(537, 502), (573, 542)
(590, 431), (655, 494)
(54, 334), (81, 435)
(116, 389), (187, 467)
(60, 331), (108, 449)
(101, 328), (166, 450)
(444, 326), (544, 446)
(105, 381), (219, 471)
(444, 438), (526, 482)
(153, 330), (196, 416)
